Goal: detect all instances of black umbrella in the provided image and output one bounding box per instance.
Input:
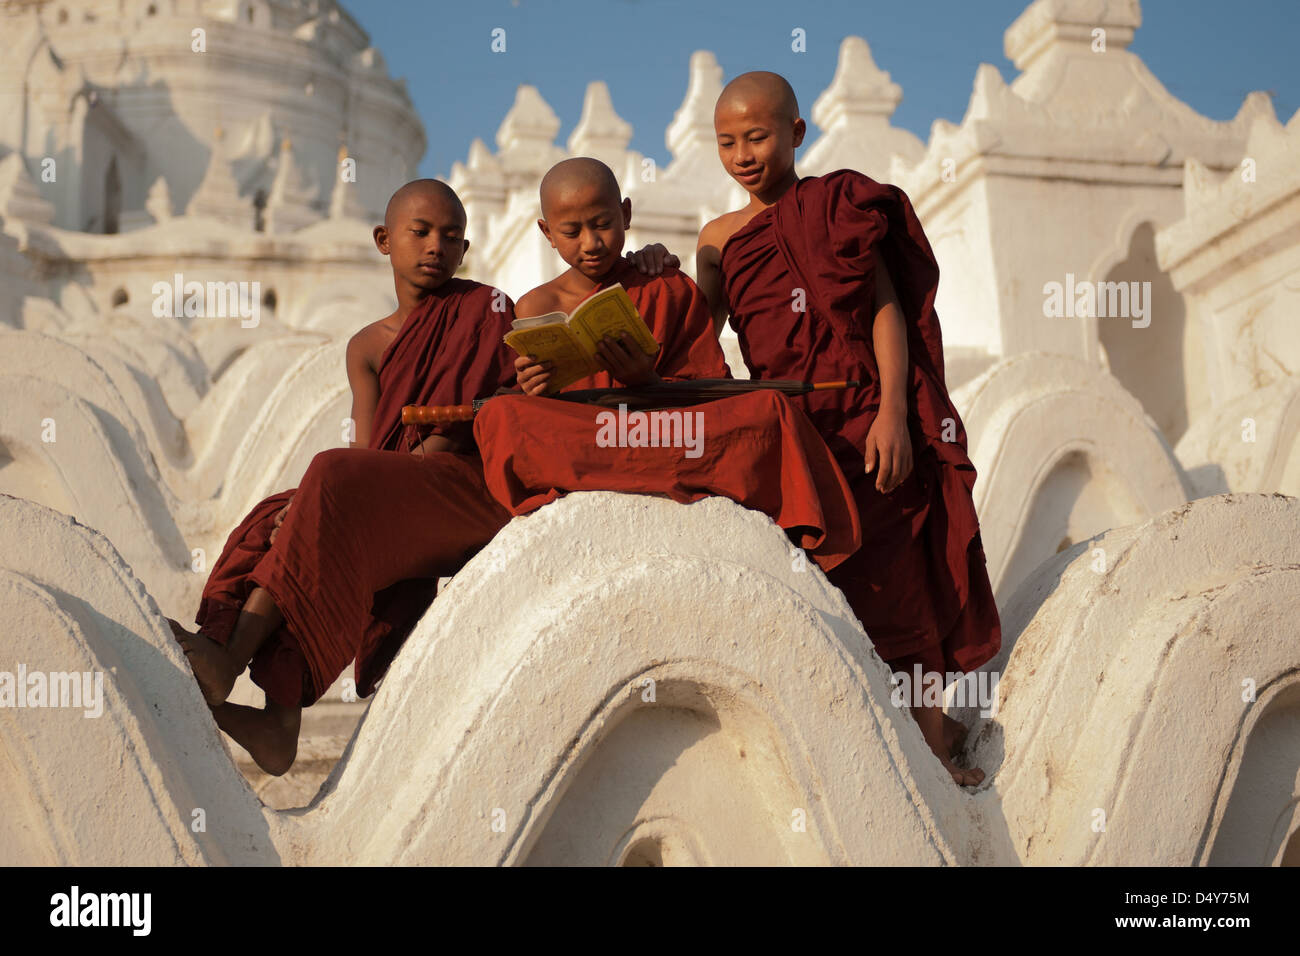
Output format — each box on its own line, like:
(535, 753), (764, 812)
(402, 379), (863, 425)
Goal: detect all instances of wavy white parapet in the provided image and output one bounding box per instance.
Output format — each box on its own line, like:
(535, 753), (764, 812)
(0, 324), (354, 616)
(976, 490), (1300, 865)
(954, 352), (1191, 602)
(2, 489), (1296, 865)
(0, 494), (273, 865)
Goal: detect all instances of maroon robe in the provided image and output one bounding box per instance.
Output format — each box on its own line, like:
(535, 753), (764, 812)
(720, 169), (1001, 674)
(473, 262), (862, 570)
(195, 279), (516, 707)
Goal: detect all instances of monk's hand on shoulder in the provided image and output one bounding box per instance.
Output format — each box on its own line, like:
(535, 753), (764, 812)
(515, 352), (553, 396)
(864, 404), (913, 494)
(625, 243), (679, 275)
(597, 333), (660, 387)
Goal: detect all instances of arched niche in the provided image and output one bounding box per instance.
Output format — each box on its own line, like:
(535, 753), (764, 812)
(1207, 682), (1300, 866)
(1097, 222), (1203, 444)
(520, 681), (831, 867)
(998, 446), (1145, 604)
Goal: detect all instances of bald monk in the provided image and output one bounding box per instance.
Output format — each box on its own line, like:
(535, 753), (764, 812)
(696, 72), (1001, 786)
(514, 157), (727, 393)
(167, 179), (519, 775)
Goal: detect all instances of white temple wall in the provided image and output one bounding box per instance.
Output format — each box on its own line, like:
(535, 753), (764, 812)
(909, 172), (1003, 356)
(983, 171), (1185, 363)
(7, 222), (392, 333)
(1158, 111), (1300, 410)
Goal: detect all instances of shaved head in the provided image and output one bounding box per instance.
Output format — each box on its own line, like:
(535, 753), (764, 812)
(376, 178), (469, 296)
(535, 157), (630, 279)
(384, 178), (465, 230)
(715, 71), (800, 124)
(712, 70), (805, 199)
(539, 157), (621, 220)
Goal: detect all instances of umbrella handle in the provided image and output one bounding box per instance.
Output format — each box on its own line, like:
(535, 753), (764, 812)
(401, 404), (475, 425)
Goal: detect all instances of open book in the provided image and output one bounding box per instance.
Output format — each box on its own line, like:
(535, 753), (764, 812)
(504, 284), (659, 393)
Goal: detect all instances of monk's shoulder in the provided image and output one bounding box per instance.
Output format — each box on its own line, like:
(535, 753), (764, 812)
(346, 316), (398, 372)
(515, 280), (563, 319)
(442, 277), (514, 327)
(801, 169), (897, 212)
(699, 208), (750, 251)
(444, 277), (495, 310)
(812, 168), (878, 189)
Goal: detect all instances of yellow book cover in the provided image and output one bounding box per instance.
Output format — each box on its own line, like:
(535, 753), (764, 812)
(504, 284), (659, 392)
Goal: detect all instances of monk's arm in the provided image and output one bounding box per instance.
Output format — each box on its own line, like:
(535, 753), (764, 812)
(411, 432), (458, 455)
(871, 249), (909, 416)
(864, 248), (914, 493)
(512, 289), (555, 395)
(345, 331), (380, 448)
(695, 222), (730, 336)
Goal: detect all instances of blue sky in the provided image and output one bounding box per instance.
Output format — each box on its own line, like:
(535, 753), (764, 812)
(347, 0), (1300, 180)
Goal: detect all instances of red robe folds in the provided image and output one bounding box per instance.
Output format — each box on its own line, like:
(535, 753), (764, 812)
(195, 279), (516, 707)
(720, 169), (1001, 674)
(474, 261), (862, 570)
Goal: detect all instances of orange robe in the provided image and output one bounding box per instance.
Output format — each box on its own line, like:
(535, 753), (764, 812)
(473, 261), (862, 570)
(195, 279), (516, 707)
(719, 170), (1001, 673)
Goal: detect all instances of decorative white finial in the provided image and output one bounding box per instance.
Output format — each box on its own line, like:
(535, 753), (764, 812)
(266, 137), (322, 233)
(811, 37), (902, 131)
(467, 138), (500, 172)
(329, 144), (370, 222)
(496, 85), (561, 153)
(1004, 0), (1141, 72)
(666, 51), (723, 160)
(186, 128), (247, 226)
(567, 81), (633, 167)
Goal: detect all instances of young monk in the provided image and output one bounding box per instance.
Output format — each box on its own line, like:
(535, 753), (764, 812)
(167, 179), (519, 776)
(695, 72), (1002, 786)
(475, 156), (862, 573)
(513, 156), (728, 394)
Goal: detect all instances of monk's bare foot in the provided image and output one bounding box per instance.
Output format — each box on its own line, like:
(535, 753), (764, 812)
(940, 756), (985, 788)
(212, 701), (301, 776)
(912, 704), (985, 788)
(943, 712), (969, 758)
(171, 625), (238, 707)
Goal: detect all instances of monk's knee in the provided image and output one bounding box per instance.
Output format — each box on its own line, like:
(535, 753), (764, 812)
(306, 447), (361, 477)
(300, 447), (372, 500)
